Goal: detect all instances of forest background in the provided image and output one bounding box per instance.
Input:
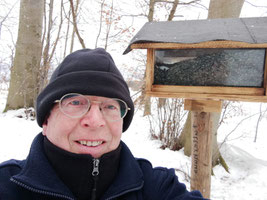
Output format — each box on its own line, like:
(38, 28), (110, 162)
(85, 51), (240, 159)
(1, 0), (267, 199)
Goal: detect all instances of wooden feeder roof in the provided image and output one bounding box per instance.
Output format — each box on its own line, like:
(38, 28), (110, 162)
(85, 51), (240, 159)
(123, 17), (267, 54)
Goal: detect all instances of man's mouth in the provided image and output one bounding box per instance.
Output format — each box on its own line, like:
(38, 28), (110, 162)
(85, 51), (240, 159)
(77, 141), (104, 147)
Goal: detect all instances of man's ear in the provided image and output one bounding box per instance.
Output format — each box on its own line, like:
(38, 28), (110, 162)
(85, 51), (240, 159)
(42, 118), (48, 136)
(42, 108), (52, 136)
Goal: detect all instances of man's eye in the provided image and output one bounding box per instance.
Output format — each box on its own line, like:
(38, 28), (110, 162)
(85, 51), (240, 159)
(105, 104), (118, 110)
(69, 100), (81, 105)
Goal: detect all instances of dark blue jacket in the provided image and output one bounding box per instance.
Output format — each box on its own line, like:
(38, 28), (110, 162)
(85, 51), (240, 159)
(0, 134), (206, 200)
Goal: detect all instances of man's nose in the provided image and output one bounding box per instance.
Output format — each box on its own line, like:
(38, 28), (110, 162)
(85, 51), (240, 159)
(80, 104), (106, 128)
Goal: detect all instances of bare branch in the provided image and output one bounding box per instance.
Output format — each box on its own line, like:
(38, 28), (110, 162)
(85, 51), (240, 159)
(69, 0), (86, 49)
(95, 0), (105, 48)
(168, 0), (179, 21)
(48, 0), (64, 63)
(219, 112), (260, 147)
(63, 1), (71, 57)
(104, 0), (114, 50)
(0, 0), (19, 39)
(245, 1), (267, 8)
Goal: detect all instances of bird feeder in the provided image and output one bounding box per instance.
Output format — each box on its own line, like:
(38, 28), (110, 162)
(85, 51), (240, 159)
(124, 17), (267, 199)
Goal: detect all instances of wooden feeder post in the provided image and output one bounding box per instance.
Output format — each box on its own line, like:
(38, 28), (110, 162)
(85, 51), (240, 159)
(185, 99), (222, 199)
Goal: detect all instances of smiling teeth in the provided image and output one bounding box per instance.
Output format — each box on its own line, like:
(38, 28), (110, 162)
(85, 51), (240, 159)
(79, 141), (103, 147)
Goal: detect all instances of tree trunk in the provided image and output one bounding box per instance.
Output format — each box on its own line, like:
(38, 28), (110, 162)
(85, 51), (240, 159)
(209, 0), (244, 170)
(179, 0), (245, 171)
(208, 0), (245, 19)
(4, 0), (44, 111)
(178, 112), (191, 156)
(143, 96), (151, 116)
(148, 0), (155, 22)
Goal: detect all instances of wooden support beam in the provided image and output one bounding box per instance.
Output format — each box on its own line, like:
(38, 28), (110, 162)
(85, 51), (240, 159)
(145, 49), (155, 92)
(264, 50), (267, 95)
(184, 99), (222, 113)
(146, 91), (267, 103)
(190, 111), (213, 199)
(186, 100), (221, 199)
(152, 85), (264, 96)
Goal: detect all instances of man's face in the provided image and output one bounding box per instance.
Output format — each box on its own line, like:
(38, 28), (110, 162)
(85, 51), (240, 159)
(42, 95), (123, 158)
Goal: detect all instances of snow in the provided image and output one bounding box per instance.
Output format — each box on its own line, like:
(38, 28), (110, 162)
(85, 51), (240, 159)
(1, 0), (267, 198)
(1, 90), (267, 200)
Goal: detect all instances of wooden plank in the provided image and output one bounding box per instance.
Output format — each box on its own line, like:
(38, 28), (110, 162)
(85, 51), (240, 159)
(145, 91), (267, 102)
(152, 85), (264, 96)
(264, 50), (267, 95)
(184, 99), (222, 112)
(190, 111), (213, 199)
(145, 49), (154, 92)
(131, 41), (267, 49)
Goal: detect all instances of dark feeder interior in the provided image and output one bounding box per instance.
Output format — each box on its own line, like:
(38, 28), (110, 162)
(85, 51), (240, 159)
(154, 48), (265, 87)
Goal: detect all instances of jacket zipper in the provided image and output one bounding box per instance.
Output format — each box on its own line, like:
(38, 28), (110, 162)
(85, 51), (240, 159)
(91, 158), (100, 200)
(10, 177), (75, 200)
(90, 158), (144, 200)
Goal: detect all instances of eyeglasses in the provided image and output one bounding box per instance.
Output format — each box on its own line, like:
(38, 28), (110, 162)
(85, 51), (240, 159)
(55, 93), (130, 121)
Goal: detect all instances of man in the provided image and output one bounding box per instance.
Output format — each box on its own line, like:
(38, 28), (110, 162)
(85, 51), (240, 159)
(0, 48), (206, 199)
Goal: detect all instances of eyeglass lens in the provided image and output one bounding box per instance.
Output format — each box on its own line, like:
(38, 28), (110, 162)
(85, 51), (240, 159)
(59, 94), (128, 121)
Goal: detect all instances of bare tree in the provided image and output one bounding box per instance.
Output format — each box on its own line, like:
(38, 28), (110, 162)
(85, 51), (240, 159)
(95, 0), (106, 48)
(69, 0), (86, 49)
(39, 0), (54, 91)
(0, 1), (18, 90)
(4, 0), (44, 111)
(39, 0), (65, 91)
(63, 1), (72, 57)
(103, 0), (114, 50)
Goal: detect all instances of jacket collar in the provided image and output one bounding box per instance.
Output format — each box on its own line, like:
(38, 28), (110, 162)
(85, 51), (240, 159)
(43, 136), (121, 200)
(11, 133), (144, 199)
(101, 141), (144, 199)
(12, 133), (75, 199)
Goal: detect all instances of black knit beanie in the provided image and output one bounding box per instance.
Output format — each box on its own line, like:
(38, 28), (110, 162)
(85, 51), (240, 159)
(36, 48), (134, 132)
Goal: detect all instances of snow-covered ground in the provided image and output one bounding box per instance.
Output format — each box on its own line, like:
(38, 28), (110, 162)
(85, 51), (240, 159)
(1, 90), (267, 199)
